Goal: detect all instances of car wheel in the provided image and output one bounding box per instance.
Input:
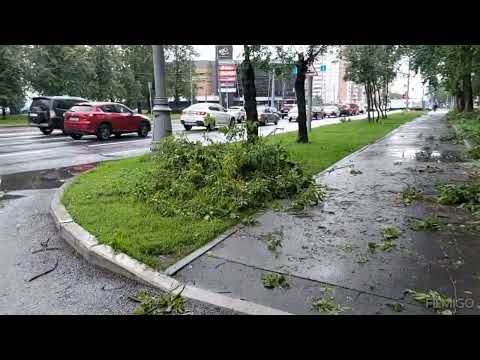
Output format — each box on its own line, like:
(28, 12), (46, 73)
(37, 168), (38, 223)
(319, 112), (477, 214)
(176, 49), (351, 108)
(97, 123), (111, 141)
(138, 122), (149, 138)
(40, 128), (53, 135)
(184, 125), (192, 131)
(229, 118), (236, 127)
(70, 134), (83, 140)
(288, 117), (292, 122)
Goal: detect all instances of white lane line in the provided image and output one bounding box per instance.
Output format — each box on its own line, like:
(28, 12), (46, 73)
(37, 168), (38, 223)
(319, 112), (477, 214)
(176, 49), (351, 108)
(87, 138), (150, 147)
(0, 148), (56, 158)
(0, 132), (47, 138)
(100, 148), (149, 157)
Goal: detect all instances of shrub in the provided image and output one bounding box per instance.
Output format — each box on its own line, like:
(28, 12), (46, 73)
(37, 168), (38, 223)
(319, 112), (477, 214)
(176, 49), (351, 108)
(133, 136), (323, 220)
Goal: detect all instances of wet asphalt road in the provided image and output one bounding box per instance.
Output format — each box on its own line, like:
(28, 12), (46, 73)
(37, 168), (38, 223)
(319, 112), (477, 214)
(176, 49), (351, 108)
(176, 111), (480, 315)
(0, 188), (238, 314)
(0, 112), (394, 176)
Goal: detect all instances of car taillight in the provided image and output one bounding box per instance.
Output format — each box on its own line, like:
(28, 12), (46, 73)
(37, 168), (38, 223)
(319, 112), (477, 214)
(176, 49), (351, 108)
(195, 111), (206, 115)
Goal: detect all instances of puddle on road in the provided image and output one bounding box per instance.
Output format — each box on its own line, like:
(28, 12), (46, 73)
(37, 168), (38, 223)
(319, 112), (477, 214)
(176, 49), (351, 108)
(0, 163), (98, 191)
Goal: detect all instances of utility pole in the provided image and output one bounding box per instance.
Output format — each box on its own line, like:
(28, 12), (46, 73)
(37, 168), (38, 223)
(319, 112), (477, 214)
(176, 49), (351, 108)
(151, 45), (172, 147)
(190, 62), (193, 105)
(406, 57), (411, 111)
(270, 69), (275, 108)
(307, 74), (313, 132)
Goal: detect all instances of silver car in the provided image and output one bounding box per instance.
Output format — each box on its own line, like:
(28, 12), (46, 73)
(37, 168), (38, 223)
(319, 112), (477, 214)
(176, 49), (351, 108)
(257, 106), (279, 126)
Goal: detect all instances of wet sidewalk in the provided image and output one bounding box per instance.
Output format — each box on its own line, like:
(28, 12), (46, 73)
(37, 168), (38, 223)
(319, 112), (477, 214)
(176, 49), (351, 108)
(175, 111), (480, 314)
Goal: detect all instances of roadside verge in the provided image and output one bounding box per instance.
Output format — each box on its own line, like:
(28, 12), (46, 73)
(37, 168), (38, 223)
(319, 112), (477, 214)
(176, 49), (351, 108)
(50, 180), (290, 315)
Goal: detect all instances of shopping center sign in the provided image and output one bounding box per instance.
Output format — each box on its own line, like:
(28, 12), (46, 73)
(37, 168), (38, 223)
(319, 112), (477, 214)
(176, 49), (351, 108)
(216, 46), (237, 93)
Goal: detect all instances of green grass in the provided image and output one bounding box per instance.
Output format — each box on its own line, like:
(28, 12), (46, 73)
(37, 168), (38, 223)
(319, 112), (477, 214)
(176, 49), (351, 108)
(63, 111), (424, 269)
(268, 111), (424, 175)
(0, 114), (28, 126)
(63, 156), (237, 269)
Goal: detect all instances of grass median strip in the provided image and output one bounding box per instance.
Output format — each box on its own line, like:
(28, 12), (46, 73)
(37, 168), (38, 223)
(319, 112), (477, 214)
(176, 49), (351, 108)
(62, 111), (423, 269)
(0, 114), (28, 126)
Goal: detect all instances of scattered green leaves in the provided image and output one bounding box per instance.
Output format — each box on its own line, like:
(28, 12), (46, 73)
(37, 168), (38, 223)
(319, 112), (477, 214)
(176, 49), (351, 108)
(466, 145), (480, 160)
(312, 287), (349, 314)
(409, 216), (441, 231)
(133, 289), (186, 315)
(404, 289), (454, 314)
(260, 231), (283, 252)
(261, 272), (289, 289)
(402, 186), (423, 206)
(383, 226), (400, 240)
(241, 216), (258, 226)
(338, 243), (355, 253)
(386, 302), (405, 312)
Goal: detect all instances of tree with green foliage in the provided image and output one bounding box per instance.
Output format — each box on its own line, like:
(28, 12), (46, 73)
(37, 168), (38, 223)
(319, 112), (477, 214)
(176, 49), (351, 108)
(293, 45), (327, 143)
(0, 46), (26, 118)
(165, 45), (198, 103)
(86, 45), (126, 102)
(25, 45), (93, 99)
(122, 45), (153, 113)
(409, 45), (480, 113)
(240, 45), (272, 141)
(343, 45), (401, 122)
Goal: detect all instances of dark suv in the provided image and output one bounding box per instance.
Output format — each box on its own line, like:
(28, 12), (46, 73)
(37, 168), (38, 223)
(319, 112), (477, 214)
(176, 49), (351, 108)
(28, 96), (88, 135)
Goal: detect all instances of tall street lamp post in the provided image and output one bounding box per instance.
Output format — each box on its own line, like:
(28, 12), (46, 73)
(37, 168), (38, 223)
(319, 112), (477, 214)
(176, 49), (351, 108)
(151, 45), (172, 149)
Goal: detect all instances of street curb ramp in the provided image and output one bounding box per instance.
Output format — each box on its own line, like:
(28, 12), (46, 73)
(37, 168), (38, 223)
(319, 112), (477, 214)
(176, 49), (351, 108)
(50, 179), (290, 315)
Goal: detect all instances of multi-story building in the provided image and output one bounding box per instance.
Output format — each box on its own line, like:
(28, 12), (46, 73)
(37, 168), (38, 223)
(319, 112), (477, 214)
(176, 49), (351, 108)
(193, 60), (217, 102)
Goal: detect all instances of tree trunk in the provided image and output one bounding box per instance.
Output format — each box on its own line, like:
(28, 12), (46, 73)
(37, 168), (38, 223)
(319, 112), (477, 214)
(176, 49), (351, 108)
(241, 46), (258, 141)
(372, 82), (380, 122)
(1, 107), (5, 119)
(137, 102), (142, 114)
(295, 59), (308, 143)
(463, 72), (474, 113)
(365, 84), (371, 122)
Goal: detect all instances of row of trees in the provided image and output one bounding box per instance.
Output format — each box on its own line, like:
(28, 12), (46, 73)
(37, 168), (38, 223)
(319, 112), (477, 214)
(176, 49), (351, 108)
(240, 45), (327, 144)
(407, 45), (480, 113)
(0, 45), (197, 117)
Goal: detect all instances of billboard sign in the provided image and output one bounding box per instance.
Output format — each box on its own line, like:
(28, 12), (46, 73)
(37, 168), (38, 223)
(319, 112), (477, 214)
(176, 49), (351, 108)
(218, 60), (237, 92)
(216, 45), (233, 60)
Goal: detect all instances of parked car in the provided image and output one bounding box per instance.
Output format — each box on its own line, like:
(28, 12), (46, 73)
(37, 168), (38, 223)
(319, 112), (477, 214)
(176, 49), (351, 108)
(280, 104), (295, 118)
(288, 106), (325, 122)
(180, 103), (236, 131)
(227, 106), (246, 123)
(339, 103), (360, 116)
(312, 106), (326, 119)
(323, 105), (340, 117)
(257, 106), (279, 126)
(63, 102), (151, 141)
(28, 96), (88, 135)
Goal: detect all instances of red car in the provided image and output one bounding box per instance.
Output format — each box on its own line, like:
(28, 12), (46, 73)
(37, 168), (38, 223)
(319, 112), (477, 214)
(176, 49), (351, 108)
(64, 102), (151, 141)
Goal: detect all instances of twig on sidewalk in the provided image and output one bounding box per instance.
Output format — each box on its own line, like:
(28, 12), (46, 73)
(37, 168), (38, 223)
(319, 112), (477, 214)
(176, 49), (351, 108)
(449, 274), (458, 315)
(28, 258), (59, 282)
(128, 296), (141, 303)
(31, 247), (62, 254)
(40, 236), (52, 248)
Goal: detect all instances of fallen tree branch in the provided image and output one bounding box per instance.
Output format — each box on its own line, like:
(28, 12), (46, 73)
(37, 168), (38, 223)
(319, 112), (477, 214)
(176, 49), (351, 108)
(28, 258), (59, 282)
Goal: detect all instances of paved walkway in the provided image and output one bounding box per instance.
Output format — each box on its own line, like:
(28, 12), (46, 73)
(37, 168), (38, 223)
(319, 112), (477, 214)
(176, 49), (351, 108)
(175, 111), (480, 314)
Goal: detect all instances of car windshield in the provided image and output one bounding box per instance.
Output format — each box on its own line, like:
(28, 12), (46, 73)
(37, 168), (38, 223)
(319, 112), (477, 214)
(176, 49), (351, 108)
(70, 105), (93, 112)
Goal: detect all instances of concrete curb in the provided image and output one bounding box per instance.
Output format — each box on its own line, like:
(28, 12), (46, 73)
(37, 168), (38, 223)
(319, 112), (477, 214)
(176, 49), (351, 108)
(50, 179), (290, 315)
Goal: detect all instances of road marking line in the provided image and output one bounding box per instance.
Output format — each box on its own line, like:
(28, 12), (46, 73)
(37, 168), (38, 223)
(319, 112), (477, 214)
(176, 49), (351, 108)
(87, 138), (150, 147)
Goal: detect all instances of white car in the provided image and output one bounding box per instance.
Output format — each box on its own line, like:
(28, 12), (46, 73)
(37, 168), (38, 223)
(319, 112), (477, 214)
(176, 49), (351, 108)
(227, 106), (246, 123)
(180, 103), (236, 131)
(287, 107), (298, 122)
(323, 105), (340, 117)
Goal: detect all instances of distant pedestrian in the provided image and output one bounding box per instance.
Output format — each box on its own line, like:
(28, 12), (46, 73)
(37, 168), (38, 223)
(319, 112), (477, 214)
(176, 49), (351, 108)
(433, 103), (438, 112)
